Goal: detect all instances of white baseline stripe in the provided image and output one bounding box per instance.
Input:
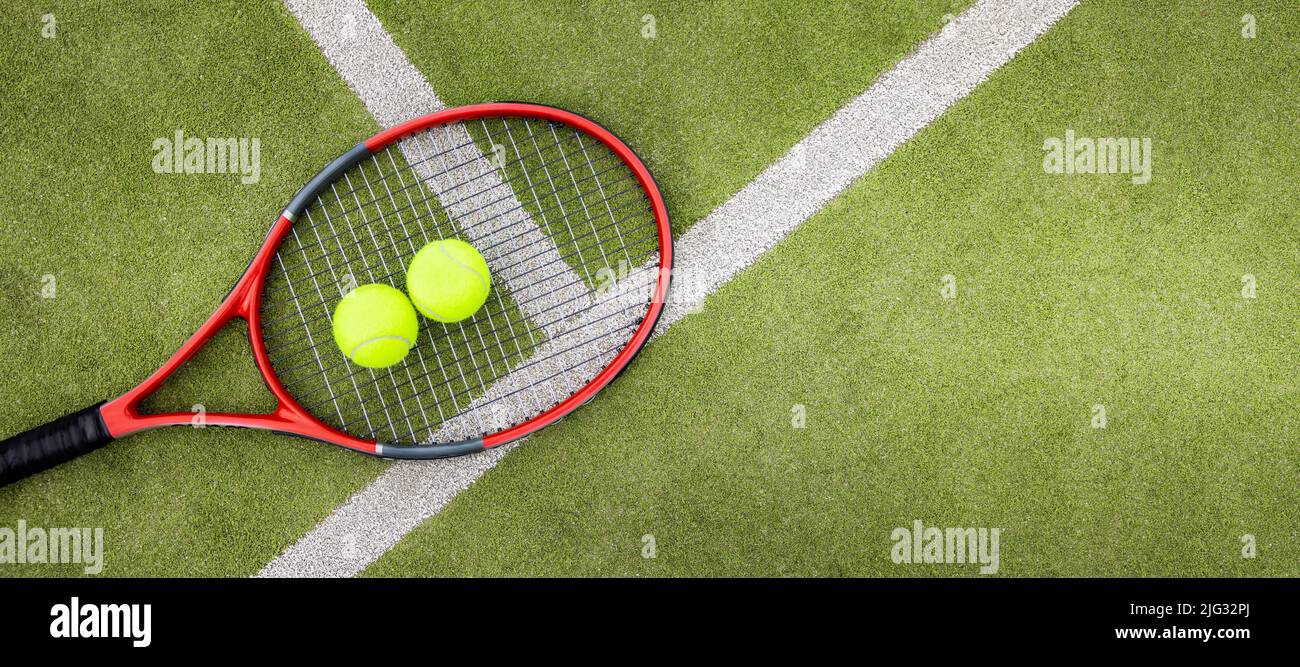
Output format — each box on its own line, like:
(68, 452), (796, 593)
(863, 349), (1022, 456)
(283, 0), (440, 129)
(260, 0), (1079, 577)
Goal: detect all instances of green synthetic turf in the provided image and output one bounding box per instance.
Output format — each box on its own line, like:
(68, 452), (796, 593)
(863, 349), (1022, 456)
(364, 2), (1300, 576)
(0, 2), (964, 576)
(0, 1), (387, 576)
(369, 0), (974, 237)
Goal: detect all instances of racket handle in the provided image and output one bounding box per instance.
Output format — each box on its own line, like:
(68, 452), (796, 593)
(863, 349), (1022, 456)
(0, 403), (114, 487)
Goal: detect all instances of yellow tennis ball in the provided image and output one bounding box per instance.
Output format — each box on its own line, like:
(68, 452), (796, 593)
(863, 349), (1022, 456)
(406, 239), (491, 323)
(332, 283), (419, 368)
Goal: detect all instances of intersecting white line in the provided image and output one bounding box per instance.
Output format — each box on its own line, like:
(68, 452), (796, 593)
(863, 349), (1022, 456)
(260, 0), (1080, 577)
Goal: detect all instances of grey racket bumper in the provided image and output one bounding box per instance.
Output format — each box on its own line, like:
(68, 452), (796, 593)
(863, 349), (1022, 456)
(282, 142), (372, 221)
(375, 438), (485, 459)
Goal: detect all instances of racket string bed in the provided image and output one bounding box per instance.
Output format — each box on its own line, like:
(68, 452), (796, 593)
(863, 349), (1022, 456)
(260, 115), (659, 446)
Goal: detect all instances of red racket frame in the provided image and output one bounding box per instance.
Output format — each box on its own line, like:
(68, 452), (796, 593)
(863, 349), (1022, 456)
(98, 103), (671, 456)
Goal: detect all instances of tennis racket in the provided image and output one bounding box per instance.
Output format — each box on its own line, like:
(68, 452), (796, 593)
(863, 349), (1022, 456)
(0, 103), (671, 487)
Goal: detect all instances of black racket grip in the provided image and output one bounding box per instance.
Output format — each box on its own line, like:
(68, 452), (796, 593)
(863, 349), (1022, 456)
(0, 403), (113, 487)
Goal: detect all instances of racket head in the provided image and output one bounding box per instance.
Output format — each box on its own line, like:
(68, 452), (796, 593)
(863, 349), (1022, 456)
(101, 103), (670, 458)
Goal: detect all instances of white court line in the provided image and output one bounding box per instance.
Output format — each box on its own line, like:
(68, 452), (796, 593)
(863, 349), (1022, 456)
(283, 0), (589, 336)
(259, 0), (1079, 577)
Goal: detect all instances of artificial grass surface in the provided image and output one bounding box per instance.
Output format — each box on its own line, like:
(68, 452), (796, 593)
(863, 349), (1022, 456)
(363, 1), (1299, 576)
(0, 1), (387, 576)
(369, 0), (974, 237)
(0, 1), (963, 576)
